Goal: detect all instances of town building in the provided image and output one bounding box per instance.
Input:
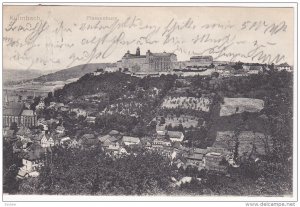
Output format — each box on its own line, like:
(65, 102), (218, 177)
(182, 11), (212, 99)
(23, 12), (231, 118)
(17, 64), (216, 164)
(167, 131), (184, 142)
(276, 63), (292, 72)
(118, 47), (177, 72)
(152, 138), (172, 148)
(122, 136), (141, 146)
(17, 144), (45, 179)
(3, 101), (37, 127)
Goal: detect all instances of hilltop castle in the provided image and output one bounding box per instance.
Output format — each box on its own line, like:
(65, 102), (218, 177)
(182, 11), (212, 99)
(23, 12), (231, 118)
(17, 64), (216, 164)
(117, 47), (177, 72)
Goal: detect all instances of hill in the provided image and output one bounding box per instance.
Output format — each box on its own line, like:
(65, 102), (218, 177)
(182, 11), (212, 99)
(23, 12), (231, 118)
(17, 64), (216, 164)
(3, 69), (47, 85)
(32, 63), (116, 83)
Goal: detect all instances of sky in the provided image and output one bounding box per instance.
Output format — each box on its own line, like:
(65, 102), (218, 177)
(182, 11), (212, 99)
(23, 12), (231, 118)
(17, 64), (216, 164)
(3, 6), (294, 71)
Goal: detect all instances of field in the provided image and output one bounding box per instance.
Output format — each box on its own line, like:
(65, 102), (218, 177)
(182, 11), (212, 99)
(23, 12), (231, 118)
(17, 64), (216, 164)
(220, 97), (264, 116)
(161, 96), (211, 112)
(213, 131), (272, 155)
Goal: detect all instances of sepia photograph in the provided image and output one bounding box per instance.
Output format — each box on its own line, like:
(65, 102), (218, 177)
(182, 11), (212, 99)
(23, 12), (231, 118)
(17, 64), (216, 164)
(1, 2), (297, 204)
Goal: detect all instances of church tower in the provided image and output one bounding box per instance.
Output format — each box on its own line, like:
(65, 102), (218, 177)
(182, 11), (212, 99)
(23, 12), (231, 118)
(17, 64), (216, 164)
(136, 47), (140, 56)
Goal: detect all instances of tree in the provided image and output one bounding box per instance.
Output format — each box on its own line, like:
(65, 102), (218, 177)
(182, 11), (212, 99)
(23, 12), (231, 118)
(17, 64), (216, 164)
(211, 72), (219, 78)
(19, 148), (174, 195)
(30, 96), (41, 110)
(3, 140), (22, 194)
(160, 117), (166, 125)
(10, 122), (18, 133)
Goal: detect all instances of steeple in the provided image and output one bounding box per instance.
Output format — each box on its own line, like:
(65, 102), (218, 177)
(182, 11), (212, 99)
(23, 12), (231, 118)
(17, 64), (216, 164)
(5, 89), (9, 104)
(136, 47), (140, 56)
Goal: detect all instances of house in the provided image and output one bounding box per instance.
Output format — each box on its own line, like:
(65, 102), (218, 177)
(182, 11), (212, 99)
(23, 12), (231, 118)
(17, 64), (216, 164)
(144, 141), (152, 149)
(248, 66), (263, 74)
(122, 136), (141, 146)
(172, 141), (183, 151)
(35, 99), (45, 110)
(167, 131), (184, 142)
(70, 108), (87, 117)
(37, 118), (48, 131)
(55, 103), (65, 110)
(215, 65), (234, 76)
(82, 134), (95, 140)
(82, 134), (99, 147)
(49, 102), (56, 108)
(17, 144), (45, 179)
(60, 137), (71, 146)
(152, 138), (172, 148)
(48, 137), (54, 147)
(276, 63), (292, 72)
(102, 139), (114, 148)
(69, 139), (80, 148)
(108, 130), (120, 136)
(32, 134), (42, 144)
(184, 153), (205, 169)
(98, 134), (119, 144)
(16, 126), (32, 140)
(60, 106), (69, 112)
(86, 115), (96, 124)
(40, 132), (54, 148)
(173, 157), (186, 169)
(156, 124), (166, 136)
(106, 143), (128, 157)
(21, 138), (32, 149)
(56, 126), (65, 134)
(47, 118), (59, 126)
(242, 65), (263, 74)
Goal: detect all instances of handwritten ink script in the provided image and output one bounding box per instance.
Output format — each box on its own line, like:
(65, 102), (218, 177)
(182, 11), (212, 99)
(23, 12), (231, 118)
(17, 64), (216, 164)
(3, 11), (292, 70)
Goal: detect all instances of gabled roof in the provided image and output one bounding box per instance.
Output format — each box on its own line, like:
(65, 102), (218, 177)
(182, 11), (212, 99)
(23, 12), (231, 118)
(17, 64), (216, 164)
(98, 134), (111, 142)
(109, 130), (119, 136)
(186, 153), (204, 161)
(172, 141), (182, 149)
(102, 139), (113, 147)
(167, 131), (183, 138)
(56, 126), (65, 131)
(82, 134), (95, 140)
(122, 136), (140, 143)
(193, 148), (207, 155)
(3, 102), (24, 116)
(152, 52), (176, 57)
(98, 134), (119, 143)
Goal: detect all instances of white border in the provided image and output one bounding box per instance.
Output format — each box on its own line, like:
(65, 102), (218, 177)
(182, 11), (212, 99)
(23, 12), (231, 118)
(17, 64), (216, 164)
(0, 1), (298, 205)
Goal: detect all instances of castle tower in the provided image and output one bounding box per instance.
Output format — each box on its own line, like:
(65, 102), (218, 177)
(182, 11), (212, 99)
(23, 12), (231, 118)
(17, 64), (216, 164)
(136, 47), (140, 56)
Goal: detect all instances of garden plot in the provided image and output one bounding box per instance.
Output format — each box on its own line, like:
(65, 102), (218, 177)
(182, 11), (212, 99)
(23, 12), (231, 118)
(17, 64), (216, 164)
(214, 131), (272, 155)
(161, 96), (211, 112)
(220, 98), (264, 116)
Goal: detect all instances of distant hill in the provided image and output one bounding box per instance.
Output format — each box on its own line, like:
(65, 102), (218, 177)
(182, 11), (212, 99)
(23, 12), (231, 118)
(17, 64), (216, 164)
(3, 69), (47, 85)
(32, 63), (116, 83)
